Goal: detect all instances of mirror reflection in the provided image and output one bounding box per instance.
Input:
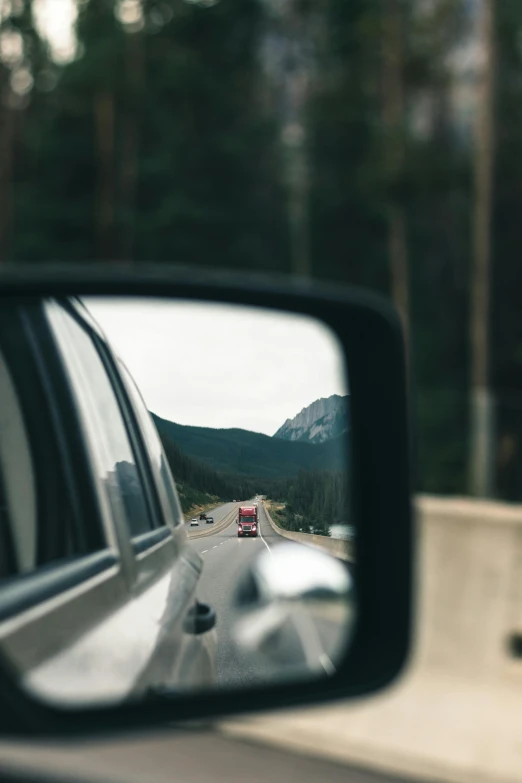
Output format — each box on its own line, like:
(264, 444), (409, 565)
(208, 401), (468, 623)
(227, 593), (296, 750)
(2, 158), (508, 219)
(233, 542), (353, 682)
(0, 296), (354, 707)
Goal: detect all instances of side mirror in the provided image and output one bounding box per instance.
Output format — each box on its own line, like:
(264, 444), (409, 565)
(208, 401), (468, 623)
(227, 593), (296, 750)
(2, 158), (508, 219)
(233, 542), (355, 677)
(0, 267), (411, 736)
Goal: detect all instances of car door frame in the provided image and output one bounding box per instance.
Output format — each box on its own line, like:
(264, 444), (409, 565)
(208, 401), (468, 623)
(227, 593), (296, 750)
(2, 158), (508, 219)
(0, 301), (130, 685)
(27, 298), (207, 702)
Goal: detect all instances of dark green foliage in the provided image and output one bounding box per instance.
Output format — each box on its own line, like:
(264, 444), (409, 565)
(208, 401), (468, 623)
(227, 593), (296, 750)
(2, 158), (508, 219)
(152, 414), (346, 479)
(175, 482), (217, 515)
(490, 0), (522, 500)
(155, 420), (259, 510)
(5, 0), (522, 500)
(269, 469), (347, 534)
(154, 412), (348, 529)
(11, 0), (288, 269)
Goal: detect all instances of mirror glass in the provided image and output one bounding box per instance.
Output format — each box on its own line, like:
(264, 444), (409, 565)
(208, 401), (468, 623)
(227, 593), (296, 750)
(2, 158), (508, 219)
(0, 296), (354, 706)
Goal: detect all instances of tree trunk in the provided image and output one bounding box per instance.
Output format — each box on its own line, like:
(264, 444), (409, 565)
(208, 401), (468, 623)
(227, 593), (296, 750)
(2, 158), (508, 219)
(119, 31), (144, 262)
(469, 0), (495, 497)
(283, 0), (312, 279)
(389, 204), (409, 336)
(94, 90), (116, 261)
(287, 136), (311, 279)
(0, 73), (15, 264)
(382, 0), (409, 349)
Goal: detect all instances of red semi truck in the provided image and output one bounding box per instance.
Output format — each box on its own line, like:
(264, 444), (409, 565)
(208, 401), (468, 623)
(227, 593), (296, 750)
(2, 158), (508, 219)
(237, 505), (258, 538)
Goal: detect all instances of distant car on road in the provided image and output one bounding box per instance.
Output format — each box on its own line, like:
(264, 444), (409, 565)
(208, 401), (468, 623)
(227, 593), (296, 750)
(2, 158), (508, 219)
(190, 518), (199, 526)
(206, 516), (214, 524)
(199, 512), (207, 521)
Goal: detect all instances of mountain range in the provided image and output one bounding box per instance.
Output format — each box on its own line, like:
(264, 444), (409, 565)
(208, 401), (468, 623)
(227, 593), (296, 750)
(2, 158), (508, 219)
(273, 394), (349, 444)
(151, 413), (346, 480)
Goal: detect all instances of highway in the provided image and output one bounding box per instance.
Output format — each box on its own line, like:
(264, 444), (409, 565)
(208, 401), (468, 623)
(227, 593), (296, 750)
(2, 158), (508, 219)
(184, 500), (240, 538)
(185, 500), (352, 690)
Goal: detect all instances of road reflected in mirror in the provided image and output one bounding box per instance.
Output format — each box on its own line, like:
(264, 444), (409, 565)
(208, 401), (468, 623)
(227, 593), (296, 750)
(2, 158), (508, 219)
(0, 297), (354, 707)
(232, 542), (353, 683)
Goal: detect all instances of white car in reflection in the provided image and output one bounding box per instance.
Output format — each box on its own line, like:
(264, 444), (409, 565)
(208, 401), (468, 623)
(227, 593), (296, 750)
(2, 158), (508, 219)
(190, 518), (199, 526)
(0, 297), (216, 708)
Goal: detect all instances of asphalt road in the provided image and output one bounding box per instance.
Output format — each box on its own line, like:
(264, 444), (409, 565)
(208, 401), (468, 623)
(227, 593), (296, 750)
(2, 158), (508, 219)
(184, 500), (240, 533)
(186, 500), (352, 690)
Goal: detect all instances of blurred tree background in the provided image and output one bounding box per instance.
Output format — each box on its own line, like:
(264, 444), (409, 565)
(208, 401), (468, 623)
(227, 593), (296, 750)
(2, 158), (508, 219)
(1, 0), (522, 500)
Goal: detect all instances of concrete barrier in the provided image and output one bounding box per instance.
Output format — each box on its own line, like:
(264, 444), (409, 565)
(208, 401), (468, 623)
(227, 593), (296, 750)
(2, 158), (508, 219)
(223, 495), (522, 783)
(263, 503), (354, 562)
(415, 494), (522, 681)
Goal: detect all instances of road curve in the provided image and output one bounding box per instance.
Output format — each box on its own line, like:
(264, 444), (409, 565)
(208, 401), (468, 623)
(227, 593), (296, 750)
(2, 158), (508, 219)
(186, 501), (240, 540)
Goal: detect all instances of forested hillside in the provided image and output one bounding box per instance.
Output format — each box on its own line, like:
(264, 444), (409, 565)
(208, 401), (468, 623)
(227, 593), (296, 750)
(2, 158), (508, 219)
(154, 413), (348, 532)
(152, 414), (346, 479)
(269, 470), (348, 535)
(158, 428), (258, 513)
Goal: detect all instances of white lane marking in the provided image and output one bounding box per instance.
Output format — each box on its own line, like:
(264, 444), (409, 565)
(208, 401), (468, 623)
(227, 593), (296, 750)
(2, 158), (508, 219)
(258, 510), (273, 557)
(292, 603), (335, 675)
(213, 545), (218, 549)
(320, 653), (336, 675)
(202, 550), (208, 554)
(257, 506), (335, 674)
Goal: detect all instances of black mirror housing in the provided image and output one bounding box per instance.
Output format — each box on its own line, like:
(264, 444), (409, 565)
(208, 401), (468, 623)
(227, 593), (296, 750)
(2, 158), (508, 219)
(0, 265), (413, 737)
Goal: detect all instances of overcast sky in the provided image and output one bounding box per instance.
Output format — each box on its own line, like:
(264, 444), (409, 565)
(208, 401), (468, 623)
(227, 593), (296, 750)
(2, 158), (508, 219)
(85, 298), (348, 436)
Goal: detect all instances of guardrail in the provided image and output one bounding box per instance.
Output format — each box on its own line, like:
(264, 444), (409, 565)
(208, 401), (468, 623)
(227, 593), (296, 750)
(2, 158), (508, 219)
(263, 504), (354, 562)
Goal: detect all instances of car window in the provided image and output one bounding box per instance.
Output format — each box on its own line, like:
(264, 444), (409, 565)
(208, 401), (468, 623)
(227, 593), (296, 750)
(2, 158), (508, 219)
(0, 348), (37, 574)
(45, 302), (155, 540)
(0, 304), (96, 578)
(118, 361), (184, 529)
